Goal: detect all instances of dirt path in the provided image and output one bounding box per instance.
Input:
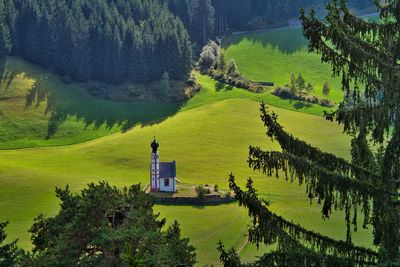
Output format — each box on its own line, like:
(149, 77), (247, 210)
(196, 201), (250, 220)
(237, 237), (249, 254)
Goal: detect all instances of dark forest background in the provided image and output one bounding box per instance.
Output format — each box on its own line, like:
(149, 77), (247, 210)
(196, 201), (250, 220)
(0, 0), (373, 85)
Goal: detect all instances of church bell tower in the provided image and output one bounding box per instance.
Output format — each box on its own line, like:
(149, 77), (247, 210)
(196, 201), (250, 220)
(150, 137), (160, 192)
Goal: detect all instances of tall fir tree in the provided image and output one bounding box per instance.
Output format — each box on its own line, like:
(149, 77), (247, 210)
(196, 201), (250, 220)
(0, 0), (193, 85)
(0, 182), (197, 266)
(190, 0), (215, 44)
(0, 222), (20, 266)
(218, 0), (400, 266)
(0, 0), (11, 57)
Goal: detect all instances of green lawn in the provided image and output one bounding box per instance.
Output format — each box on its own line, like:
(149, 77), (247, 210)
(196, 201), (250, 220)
(189, 73), (334, 117)
(224, 28), (344, 103)
(0, 57), (181, 149)
(0, 55), (373, 266)
(0, 97), (372, 265)
(0, 56), (337, 150)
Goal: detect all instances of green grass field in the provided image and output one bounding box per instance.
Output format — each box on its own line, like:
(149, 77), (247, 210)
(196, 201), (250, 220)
(0, 57), (181, 149)
(0, 97), (372, 265)
(0, 56), (337, 151)
(0, 56), (373, 266)
(224, 27), (344, 103)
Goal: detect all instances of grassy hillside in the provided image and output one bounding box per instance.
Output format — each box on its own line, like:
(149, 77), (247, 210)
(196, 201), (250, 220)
(0, 57), (339, 150)
(189, 73), (333, 116)
(224, 28), (344, 103)
(0, 56), (374, 265)
(0, 57), (181, 149)
(0, 97), (372, 265)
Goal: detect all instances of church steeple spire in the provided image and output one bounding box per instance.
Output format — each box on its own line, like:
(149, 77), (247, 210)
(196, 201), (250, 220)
(151, 136), (159, 153)
(150, 137), (160, 192)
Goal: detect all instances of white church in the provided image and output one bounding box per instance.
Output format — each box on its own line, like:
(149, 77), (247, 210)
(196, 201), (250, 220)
(150, 137), (177, 192)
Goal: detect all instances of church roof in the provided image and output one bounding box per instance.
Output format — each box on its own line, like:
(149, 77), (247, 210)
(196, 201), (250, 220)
(159, 161), (176, 178)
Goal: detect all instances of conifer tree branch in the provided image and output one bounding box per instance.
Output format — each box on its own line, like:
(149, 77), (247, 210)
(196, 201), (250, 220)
(228, 174), (379, 264)
(259, 103), (381, 180)
(248, 149), (399, 198)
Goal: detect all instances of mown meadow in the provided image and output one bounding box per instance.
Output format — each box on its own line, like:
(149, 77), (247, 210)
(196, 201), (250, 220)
(224, 27), (344, 103)
(0, 27), (374, 265)
(0, 57), (181, 149)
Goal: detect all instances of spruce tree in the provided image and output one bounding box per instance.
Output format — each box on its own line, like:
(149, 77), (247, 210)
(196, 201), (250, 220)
(190, 0), (215, 44)
(0, 0), (193, 85)
(323, 81), (330, 96)
(0, 222), (20, 266)
(219, 0), (400, 265)
(28, 182), (196, 266)
(0, 0), (11, 57)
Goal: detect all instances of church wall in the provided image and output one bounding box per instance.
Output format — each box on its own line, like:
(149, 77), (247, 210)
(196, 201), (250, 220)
(159, 178), (175, 192)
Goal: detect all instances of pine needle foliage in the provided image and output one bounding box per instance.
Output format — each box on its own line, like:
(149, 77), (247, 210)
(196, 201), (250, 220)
(219, 0), (400, 265)
(0, 222), (20, 267)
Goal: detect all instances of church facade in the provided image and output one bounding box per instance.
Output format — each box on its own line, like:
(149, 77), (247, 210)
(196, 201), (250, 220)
(150, 138), (177, 192)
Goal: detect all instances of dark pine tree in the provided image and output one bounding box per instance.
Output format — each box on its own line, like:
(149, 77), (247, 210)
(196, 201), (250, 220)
(1, 0), (193, 85)
(190, 0), (215, 45)
(26, 182), (197, 266)
(0, 0), (11, 57)
(0, 222), (20, 266)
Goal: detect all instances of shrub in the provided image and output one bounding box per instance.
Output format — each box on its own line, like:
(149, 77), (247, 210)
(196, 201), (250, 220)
(216, 50), (226, 71)
(226, 59), (239, 77)
(320, 98), (334, 107)
(290, 73), (297, 94)
(195, 185), (208, 199)
(323, 81), (330, 96)
(198, 41), (219, 73)
(273, 86), (335, 107)
(184, 75), (201, 99)
(208, 41), (219, 57)
(199, 47), (216, 72)
(296, 73), (306, 92)
(184, 84), (201, 99)
(306, 82), (314, 93)
(185, 74), (196, 87)
(273, 87), (294, 99)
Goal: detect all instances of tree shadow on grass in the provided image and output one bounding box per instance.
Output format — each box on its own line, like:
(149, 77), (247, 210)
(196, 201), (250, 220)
(275, 94), (313, 110)
(0, 59), (17, 92)
(292, 100), (312, 109)
(24, 81), (184, 139)
(4, 56), (185, 140)
(155, 202), (236, 209)
(223, 26), (309, 55)
(215, 81), (233, 92)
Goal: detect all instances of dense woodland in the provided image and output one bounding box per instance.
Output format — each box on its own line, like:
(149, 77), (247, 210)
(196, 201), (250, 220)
(214, 0), (371, 33)
(0, 0), (373, 85)
(0, 0), (192, 84)
(164, 0), (373, 44)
